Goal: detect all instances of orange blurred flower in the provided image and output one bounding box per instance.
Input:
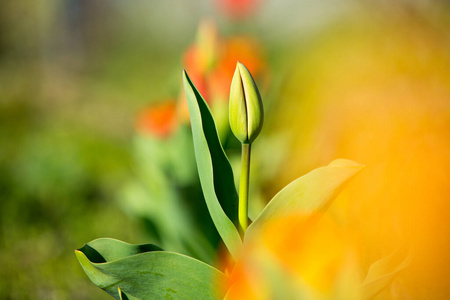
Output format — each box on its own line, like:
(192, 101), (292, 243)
(135, 100), (177, 138)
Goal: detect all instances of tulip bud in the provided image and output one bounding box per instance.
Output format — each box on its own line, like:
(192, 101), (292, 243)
(229, 62), (264, 144)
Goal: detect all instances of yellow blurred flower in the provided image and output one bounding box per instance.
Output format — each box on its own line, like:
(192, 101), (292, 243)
(222, 215), (362, 300)
(269, 10), (450, 299)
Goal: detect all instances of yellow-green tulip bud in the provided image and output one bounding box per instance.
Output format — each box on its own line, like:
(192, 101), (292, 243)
(229, 62), (264, 144)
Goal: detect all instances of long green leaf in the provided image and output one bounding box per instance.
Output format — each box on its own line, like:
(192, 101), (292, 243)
(75, 238), (224, 300)
(246, 159), (364, 239)
(182, 70), (242, 259)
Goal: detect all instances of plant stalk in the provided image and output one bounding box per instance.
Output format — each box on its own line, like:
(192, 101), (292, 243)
(238, 142), (251, 235)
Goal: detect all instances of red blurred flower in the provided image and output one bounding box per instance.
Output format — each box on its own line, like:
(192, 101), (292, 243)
(182, 20), (265, 103)
(180, 19), (266, 127)
(215, 0), (261, 19)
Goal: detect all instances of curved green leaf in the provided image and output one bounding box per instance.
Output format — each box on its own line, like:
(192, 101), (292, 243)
(75, 238), (224, 300)
(182, 71), (242, 259)
(361, 249), (411, 299)
(246, 159), (364, 239)
(118, 287), (138, 300)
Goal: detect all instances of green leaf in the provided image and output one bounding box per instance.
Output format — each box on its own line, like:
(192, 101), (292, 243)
(182, 70), (242, 259)
(118, 287), (139, 300)
(119, 130), (217, 264)
(361, 249), (411, 299)
(75, 238), (225, 300)
(246, 159), (364, 239)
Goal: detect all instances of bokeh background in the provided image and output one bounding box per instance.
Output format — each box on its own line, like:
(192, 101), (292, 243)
(1, 0), (449, 299)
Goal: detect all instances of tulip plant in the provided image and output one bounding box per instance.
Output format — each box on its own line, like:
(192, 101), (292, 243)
(76, 62), (409, 299)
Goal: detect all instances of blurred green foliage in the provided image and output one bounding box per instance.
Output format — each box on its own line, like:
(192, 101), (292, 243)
(0, 1), (185, 299)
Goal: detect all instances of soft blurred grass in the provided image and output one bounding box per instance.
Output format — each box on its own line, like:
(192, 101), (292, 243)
(0, 116), (140, 299)
(0, 1), (186, 299)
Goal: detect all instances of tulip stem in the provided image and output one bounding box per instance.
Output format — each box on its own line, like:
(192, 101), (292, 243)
(239, 142), (251, 235)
